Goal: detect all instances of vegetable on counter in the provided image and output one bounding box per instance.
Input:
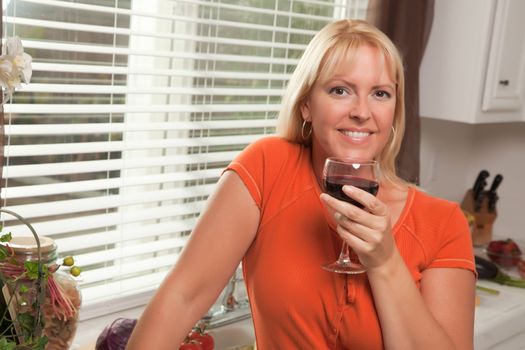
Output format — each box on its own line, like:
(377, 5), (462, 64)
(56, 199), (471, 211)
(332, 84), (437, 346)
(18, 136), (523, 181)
(96, 318), (138, 350)
(180, 322), (215, 350)
(475, 255), (525, 288)
(486, 239), (522, 268)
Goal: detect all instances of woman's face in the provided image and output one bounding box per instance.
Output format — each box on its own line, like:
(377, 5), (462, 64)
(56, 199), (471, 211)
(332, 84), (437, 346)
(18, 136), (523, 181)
(301, 44), (396, 168)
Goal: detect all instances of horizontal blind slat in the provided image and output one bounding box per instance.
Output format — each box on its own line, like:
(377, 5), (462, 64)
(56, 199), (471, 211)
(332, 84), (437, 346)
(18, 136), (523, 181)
(2, 151), (241, 178)
(4, 121), (276, 135)
(18, 0), (323, 36)
(75, 238), (187, 267)
(80, 255), (180, 285)
(55, 218), (198, 252)
(3, 16), (308, 51)
(80, 272), (166, 306)
(21, 83), (285, 96)
(1, 169), (221, 199)
(29, 62), (292, 80)
(4, 184), (215, 218)
(5, 134), (261, 156)
(1, 201), (207, 236)
(3, 103), (281, 114)
(22, 39), (300, 65)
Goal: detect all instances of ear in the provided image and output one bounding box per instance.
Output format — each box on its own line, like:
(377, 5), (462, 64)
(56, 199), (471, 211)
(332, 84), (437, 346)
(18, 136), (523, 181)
(300, 99), (311, 122)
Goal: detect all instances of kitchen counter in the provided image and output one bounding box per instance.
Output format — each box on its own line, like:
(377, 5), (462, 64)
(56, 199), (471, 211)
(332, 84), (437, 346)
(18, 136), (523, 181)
(473, 238), (525, 350)
(475, 279), (525, 349)
(474, 268), (525, 350)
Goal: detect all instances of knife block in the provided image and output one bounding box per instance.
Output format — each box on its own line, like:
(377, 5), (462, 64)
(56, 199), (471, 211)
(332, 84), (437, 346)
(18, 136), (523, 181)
(460, 190), (497, 246)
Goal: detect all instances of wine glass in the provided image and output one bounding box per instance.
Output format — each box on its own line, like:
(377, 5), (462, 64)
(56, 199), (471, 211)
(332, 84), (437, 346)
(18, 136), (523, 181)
(322, 157), (380, 274)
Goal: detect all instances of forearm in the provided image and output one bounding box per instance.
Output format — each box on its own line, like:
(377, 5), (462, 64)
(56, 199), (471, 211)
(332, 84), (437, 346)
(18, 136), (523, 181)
(366, 249), (465, 350)
(126, 277), (217, 349)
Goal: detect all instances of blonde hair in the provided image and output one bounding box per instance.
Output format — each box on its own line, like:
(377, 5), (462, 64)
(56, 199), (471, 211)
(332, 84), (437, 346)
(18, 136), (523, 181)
(276, 19), (407, 186)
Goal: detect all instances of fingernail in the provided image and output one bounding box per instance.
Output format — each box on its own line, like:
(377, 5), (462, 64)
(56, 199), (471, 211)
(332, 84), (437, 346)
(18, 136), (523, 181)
(342, 185), (354, 192)
(334, 212), (342, 220)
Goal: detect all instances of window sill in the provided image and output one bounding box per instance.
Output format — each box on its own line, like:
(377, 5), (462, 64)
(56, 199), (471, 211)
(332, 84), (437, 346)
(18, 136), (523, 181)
(71, 305), (255, 350)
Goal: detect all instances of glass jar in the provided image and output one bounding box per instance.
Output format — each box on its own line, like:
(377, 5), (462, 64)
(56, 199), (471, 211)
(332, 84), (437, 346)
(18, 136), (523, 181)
(1, 236), (81, 350)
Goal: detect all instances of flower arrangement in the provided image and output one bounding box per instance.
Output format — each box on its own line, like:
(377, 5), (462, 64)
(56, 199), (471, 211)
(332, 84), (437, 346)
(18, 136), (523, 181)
(0, 36), (32, 104)
(0, 208), (82, 350)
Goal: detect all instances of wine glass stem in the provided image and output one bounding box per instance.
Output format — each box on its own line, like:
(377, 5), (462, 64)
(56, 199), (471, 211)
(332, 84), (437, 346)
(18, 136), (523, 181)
(337, 242), (352, 265)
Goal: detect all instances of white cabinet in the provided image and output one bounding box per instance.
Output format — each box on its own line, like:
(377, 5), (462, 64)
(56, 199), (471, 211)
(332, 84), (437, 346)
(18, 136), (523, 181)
(420, 0), (525, 123)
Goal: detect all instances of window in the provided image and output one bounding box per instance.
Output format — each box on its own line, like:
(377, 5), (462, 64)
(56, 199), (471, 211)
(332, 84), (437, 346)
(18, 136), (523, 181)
(1, 0), (368, 319)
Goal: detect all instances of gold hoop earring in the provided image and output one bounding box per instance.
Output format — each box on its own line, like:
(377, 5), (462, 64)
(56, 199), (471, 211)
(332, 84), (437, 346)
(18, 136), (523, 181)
(301, 120), (312, 141)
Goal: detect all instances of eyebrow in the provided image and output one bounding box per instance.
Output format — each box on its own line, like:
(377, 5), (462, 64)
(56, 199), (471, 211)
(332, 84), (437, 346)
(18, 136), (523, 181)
(325, 78), (396, 91)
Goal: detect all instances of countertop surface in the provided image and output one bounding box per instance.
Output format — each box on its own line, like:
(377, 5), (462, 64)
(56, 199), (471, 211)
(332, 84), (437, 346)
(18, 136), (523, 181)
(474, 277), (525, 350)
(473, 241), (525, 350)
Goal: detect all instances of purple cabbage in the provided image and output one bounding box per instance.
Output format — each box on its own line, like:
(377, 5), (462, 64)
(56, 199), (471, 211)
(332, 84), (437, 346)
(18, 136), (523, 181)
(96, 318), (138, 350)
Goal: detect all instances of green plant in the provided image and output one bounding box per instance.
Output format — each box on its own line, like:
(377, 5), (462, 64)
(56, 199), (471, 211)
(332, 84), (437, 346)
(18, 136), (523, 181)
(0, 232), (48, 350)
(0, 227), (81, 349)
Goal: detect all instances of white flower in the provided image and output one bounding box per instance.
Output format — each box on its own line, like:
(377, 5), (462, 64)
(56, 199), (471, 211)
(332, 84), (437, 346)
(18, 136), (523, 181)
(0, 36), (32, 103)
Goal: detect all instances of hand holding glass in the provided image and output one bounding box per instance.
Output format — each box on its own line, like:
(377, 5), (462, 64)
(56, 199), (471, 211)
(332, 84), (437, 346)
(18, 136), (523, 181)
(322, 157), (380, 274)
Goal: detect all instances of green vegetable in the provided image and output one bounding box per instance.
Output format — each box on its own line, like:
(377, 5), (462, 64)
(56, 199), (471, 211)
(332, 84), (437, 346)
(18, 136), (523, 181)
(476, 285), (500, 295)
(490, 269), (525, 288)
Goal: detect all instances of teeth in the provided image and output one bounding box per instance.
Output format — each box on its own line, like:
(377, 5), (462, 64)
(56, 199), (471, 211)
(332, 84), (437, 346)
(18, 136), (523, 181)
(342, 130), (370, 138)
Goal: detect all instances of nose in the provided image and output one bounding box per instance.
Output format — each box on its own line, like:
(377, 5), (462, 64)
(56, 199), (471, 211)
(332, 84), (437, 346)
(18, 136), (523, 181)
(349, 96), (371, 122)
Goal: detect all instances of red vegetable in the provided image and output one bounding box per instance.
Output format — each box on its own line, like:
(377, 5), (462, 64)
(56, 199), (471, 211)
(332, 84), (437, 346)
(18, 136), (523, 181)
(188, 329), (214, 350)
(486, 239), (522, 267)
(179, 341), (204, 350)
(96, 318), (138, 350)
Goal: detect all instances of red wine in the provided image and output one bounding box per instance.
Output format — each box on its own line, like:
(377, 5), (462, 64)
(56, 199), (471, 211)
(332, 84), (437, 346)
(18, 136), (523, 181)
(324, 175), (379, 208)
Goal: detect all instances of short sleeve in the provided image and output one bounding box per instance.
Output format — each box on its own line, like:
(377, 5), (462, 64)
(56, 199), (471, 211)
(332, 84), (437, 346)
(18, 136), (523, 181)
(223, 136), (292, 210)
(427, 204), (477, 275)
(223, 140), (266, 210)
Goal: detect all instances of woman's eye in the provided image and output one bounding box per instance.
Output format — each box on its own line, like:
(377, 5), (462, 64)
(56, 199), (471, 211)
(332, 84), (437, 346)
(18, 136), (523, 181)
(329, 87), (348, 96)
(374, 90), (391, 99)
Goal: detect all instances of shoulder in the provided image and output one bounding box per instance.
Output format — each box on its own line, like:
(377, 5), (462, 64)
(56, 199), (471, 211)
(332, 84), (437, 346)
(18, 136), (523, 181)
(228, 136), (311, 209)
(247, 136), (301, 153)
(407, 187), (469, 238)
(239, 136), (304, 165)
(411, 187), (461, 215)
(403, 187), (468, 234)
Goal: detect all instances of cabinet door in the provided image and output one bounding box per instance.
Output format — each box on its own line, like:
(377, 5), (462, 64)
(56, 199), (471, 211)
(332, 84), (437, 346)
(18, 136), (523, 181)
(482, 0), (525, 112)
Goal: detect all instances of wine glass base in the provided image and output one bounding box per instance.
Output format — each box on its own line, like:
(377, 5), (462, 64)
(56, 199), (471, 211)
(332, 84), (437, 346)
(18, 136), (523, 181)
(322, 261), (366, 274)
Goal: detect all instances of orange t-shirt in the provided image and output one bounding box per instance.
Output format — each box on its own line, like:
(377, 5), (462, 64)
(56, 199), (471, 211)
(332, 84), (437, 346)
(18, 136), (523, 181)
(226, 136), (475, 350)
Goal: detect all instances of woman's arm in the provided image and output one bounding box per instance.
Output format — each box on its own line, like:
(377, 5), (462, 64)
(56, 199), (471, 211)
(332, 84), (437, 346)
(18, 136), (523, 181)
(367, 253), (475, 350)
(126, 171), (260, 349)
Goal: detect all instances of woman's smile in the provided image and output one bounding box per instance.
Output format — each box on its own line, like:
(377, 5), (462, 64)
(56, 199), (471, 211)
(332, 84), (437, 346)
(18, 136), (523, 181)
(338, 128), (374, 143)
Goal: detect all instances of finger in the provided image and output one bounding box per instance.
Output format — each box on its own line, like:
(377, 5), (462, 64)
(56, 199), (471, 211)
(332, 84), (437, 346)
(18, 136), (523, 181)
(334, 212), (380, 242)
(342, 185), (388, 216)
(336, 224), (370, 253)
(320, 192), (348, 212)
(321, 192), (378, 229)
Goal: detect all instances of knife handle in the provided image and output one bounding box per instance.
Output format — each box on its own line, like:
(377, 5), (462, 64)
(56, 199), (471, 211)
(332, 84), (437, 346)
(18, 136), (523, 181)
(489, 174), (503, 193)
(473, 170), (490, 212)
(472, 170), (490, 192)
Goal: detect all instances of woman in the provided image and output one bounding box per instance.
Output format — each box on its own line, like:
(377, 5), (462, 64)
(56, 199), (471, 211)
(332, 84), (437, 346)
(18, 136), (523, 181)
(127, 19), (476, 350)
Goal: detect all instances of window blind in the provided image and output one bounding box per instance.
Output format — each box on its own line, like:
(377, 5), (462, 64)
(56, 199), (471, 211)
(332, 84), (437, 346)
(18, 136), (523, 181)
(1, 0), (368, 320)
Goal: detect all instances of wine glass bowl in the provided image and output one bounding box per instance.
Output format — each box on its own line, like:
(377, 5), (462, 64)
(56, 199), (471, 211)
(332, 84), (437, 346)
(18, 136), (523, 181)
(322, 157), (380, 274)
